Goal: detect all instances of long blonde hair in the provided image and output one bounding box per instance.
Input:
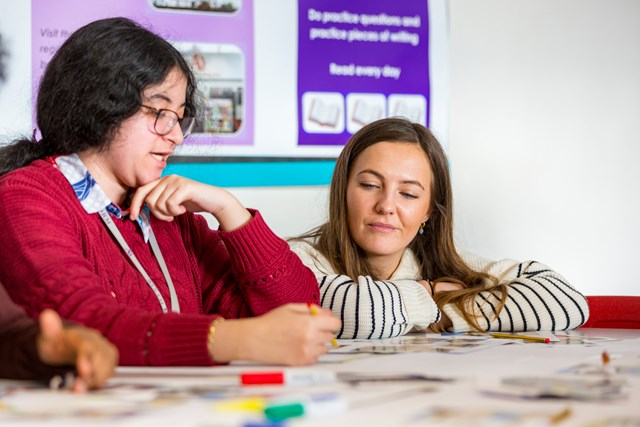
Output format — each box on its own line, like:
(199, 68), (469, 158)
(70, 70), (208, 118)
(296, 118), (507, 331)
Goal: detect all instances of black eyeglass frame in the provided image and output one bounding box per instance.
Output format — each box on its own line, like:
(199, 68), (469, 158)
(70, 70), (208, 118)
(140, 104), (195, 139)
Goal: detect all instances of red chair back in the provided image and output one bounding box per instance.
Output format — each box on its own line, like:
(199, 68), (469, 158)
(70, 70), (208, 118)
(581, 296), (640, 329)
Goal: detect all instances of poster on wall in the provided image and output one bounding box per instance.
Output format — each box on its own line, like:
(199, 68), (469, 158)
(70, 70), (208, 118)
(31, 0), (255, 150)
(297, 2), (430, 147)
(25, 0), (447, 160)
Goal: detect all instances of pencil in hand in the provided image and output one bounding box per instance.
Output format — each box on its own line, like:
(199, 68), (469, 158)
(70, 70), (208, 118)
(307, 302), (339, 348)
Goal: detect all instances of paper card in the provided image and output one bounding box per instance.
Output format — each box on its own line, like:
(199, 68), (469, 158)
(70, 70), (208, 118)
(336, 372), (453, 385)
(331, 332), (512, 355)
(561, 353), (640, 376)
(483, 376), (628, 400)
(407, 406), (572, 427)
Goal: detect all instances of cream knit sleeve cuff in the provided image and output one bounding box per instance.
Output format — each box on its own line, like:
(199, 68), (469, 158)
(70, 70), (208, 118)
(441, 303), (473, 332)
(393, 280), (440, 331)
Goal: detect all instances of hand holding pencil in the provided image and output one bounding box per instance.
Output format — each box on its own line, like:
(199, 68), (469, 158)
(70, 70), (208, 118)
(210, 304), (341, 366)
(308, 303), (339, 348)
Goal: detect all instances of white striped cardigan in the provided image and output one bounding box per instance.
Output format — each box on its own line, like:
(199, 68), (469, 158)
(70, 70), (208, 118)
(289, 241), (590, 339)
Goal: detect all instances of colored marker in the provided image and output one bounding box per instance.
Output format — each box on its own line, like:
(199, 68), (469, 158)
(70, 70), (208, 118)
(215, 397), (266, 412)
(241, 370), (336, 386)
(307, 302), (339, 348)
(549, 407), (572, 425)
(264, 392), (347, 422)
(490, 332), (550, 343)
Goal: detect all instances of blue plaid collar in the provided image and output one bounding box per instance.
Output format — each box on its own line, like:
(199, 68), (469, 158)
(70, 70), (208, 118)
(55, 154), (151, 243)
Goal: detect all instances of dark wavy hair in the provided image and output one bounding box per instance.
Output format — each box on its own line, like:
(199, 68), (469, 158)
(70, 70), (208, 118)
(295, 117), (508, 331)
(0, 17), (198, 176)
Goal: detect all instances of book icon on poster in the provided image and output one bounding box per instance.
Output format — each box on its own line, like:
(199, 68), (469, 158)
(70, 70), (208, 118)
(389, 94), (427, 125)
(393, 101), (422, 123)
(308, 98), (341, 128)
(351, 99), (384, 126)
(346, 93), (386, 133)
(302, 92), (345, 134)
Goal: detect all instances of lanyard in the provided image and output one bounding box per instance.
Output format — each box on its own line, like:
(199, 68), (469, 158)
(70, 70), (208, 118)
(98, 209), (181, 313)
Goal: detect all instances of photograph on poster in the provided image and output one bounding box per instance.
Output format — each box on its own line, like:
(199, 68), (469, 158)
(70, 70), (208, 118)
(174, 42), (245, 136)
(150, 0), (241, 14)
(26, 0), (255, 155)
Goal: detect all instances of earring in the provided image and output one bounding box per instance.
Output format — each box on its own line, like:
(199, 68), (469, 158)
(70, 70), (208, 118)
(418, 221), (426, 235)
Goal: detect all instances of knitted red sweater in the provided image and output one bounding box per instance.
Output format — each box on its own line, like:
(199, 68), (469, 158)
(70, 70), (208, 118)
(0, 160), (319, 366)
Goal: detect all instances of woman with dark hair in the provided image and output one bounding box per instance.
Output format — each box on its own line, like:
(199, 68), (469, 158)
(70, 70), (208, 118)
(0, 17), (339, 367)
(291, 117), (588, 339)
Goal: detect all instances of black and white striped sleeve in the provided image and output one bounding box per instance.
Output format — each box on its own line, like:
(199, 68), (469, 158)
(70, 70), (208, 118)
(290, 241), (440, 339)
(318, 274), (439, 339)
(444, 253), (590, 332)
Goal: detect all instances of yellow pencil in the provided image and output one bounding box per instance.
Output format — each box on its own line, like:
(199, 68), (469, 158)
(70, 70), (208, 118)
(490, 332), (550, 343)
(549, 407), (572, 425)
(308, 303), (339, 348)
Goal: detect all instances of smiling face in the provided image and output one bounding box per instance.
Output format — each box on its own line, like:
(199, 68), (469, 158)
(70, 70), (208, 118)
(79, 67), (188, 204)
(346, 141), (432, 278)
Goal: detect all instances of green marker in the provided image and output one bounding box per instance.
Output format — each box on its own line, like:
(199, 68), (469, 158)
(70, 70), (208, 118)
(264, 402), (305, 422)
(264, 393), (347, 422)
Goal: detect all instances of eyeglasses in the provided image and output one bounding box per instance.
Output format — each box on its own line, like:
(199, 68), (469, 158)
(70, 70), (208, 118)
(140, 104), (196, 139)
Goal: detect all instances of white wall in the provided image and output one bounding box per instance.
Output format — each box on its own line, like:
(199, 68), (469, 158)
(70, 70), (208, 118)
(233, 0), (640, 296)
(203, 186), (330, 240)
(2, 1), (639, 296)
(445, 0), (640, 296)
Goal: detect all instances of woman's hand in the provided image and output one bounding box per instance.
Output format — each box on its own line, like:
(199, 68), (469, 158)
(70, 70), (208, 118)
(210, 304), (341, 366)
(419, 280), (435, 296)
(36, 309), (118, 392)
(419, 280), (463, 297)
(432, 281), (464, 293)
(130, 175), (252, 231)
(420, 281), (464, 331)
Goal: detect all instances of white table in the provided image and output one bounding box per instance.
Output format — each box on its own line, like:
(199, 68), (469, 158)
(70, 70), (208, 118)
(1, 328), (638, 427)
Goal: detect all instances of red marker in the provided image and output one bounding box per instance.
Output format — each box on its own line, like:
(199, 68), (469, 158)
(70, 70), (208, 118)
(241, 370), (336, 386)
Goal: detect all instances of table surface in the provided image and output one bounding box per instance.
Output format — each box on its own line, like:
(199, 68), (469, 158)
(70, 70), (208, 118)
(1, 328), (639, 427)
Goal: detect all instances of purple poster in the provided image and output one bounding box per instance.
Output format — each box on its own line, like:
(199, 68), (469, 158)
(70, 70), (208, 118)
(32, 0), (253, 148)
(297, 0), (429, 146)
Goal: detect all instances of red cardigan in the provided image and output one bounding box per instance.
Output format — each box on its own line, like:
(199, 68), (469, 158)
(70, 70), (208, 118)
(0, 160), (319, 366)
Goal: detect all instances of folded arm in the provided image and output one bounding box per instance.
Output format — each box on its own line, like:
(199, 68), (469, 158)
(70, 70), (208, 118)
(290, 241), (440, 339)
(444, 255), (590, 332)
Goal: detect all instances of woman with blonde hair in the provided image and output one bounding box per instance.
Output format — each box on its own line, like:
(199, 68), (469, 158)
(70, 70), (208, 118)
(291, 117), (588, 338)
